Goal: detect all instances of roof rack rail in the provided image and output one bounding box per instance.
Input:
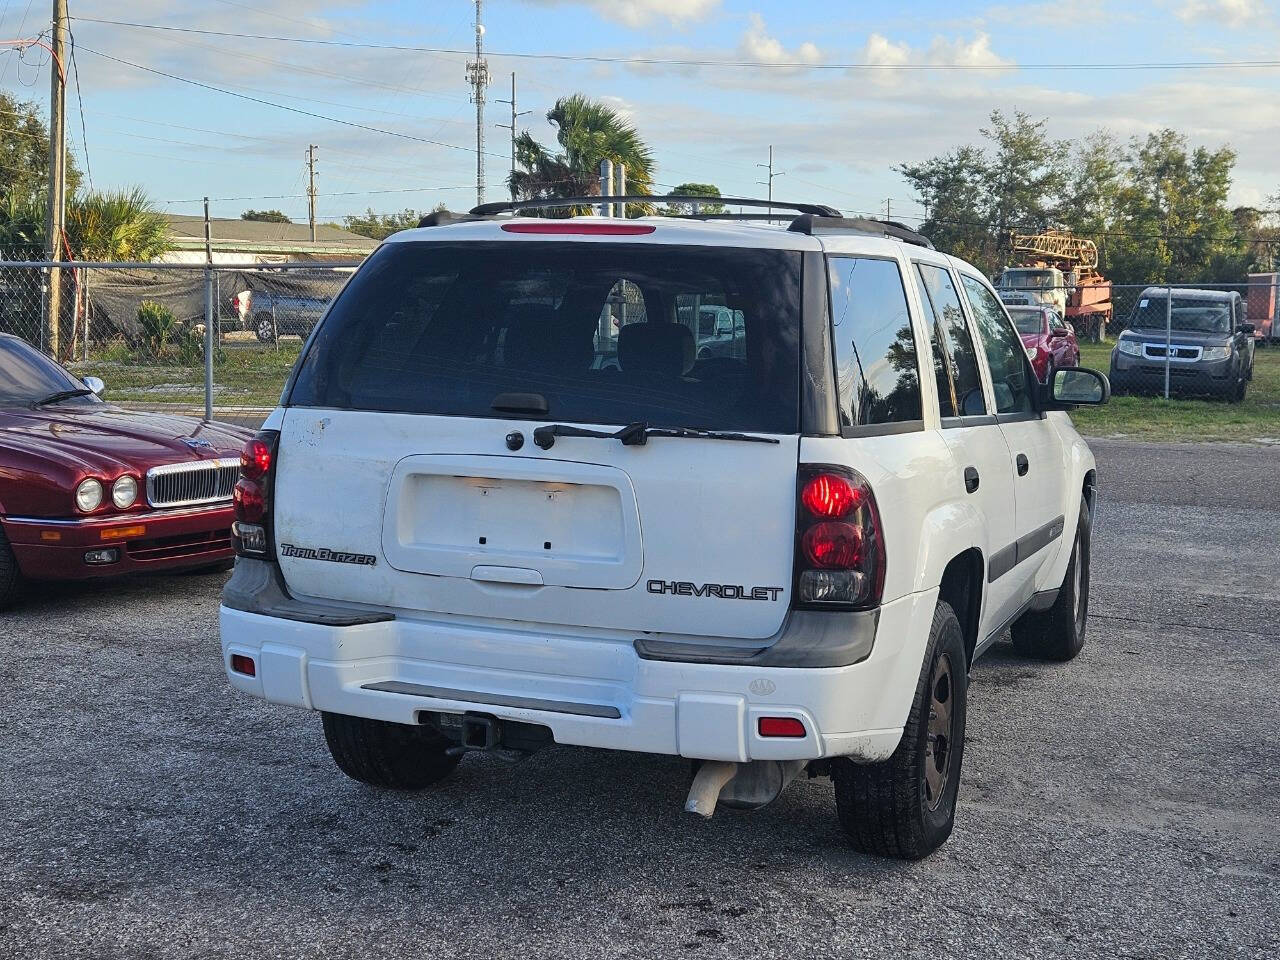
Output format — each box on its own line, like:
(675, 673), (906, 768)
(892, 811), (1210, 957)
(470, 194), (842, 218)
(788, 214), (934, 249)
(417, 210), (489, 228)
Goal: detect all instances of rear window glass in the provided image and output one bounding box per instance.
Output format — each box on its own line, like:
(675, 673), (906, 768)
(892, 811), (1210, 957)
(288, 241), (801, 434)
(1009, 308), (1043, 335)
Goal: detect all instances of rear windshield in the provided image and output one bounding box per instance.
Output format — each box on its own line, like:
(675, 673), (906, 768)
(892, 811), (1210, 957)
(1131, 296), (1231, 333)
(288, 241), (801, 434)
(1008, 308), (1043, 335)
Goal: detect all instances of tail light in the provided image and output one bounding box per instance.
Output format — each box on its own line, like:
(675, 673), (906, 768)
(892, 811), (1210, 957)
(793, 464), (884, 609)
(232, 430), (279, 558)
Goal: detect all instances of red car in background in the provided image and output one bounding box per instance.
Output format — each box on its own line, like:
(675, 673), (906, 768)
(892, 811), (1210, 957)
(1007, 305), (1081, 383)
(0, 334), (251, 609)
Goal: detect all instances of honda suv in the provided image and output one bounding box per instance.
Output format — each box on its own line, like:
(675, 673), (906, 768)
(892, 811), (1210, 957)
(220, 197), (1109, 860)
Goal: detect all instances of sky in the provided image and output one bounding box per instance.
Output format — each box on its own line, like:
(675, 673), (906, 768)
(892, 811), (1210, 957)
(2, 0), (1277, 227)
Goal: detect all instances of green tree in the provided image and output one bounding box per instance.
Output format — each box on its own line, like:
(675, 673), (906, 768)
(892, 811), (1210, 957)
(1059, 130), (1125, 272)
(241, 209), (291, 223)
(0, 92), (82, 203)
(663, 182), (725, 215)
(981, 111), (1067, 240)
(1107, 130), (1240, 284)
(898, 144), (991, 268)
(0, 186), (170, 260)
(65, 187), (171, 261)
(342, 206), (436, 240)
(511, 94), (654, 215)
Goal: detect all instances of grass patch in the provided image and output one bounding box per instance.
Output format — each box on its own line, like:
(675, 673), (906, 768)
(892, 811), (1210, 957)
(71, 341), (302, 408)
(1070, 340), (1280, 442)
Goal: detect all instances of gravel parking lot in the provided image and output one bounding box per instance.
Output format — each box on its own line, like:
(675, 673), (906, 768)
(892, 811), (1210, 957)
(2, 438), (1277, 960)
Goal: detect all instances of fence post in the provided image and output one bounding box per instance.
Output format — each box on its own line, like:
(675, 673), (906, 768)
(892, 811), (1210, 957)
(1164, 285), (1172, 400)
(204, 267), (214, 421)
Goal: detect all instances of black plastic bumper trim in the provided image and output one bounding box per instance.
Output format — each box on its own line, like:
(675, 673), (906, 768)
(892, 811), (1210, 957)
(362, 680), (621, 719)
(633, 608), (879, 668)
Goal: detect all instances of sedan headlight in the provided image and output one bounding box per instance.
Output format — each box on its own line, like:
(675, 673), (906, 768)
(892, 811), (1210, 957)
(112, 475), (138, 509)
(1025, 345), (1039, 360)
(1116, 339), (1143, 356)
(1201, 346), (1231, 361)
(75, 478), (103, 513)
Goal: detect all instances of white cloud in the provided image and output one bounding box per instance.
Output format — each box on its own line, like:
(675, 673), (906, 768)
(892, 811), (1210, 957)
(1176, 0), (1270, 26)
(926, 32), (1012, 68)
(520, 0), (721, 27)
(740, 13), (821, 64)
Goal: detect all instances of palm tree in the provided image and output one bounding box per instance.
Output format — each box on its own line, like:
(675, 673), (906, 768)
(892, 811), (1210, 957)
(510, 94), (654, 215)
(65, 186), (170, 261)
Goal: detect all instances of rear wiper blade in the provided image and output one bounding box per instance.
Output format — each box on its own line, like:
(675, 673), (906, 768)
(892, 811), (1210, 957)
(34, 388), (94, 406)
(532, 421), (779, 450)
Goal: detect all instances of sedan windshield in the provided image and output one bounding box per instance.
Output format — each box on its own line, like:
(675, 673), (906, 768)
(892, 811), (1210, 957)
(0, 337), (98, 405)
(1007, 308), (1044, 335)
(1131, 297), (1232, 333)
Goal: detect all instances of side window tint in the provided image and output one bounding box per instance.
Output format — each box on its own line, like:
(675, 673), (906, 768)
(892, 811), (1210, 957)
(828, 257), (921, 427)
(960, 274), (1034, 414)
(915, 263), (985, 418)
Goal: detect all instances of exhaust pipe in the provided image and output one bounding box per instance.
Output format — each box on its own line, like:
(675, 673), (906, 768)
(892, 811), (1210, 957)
(684, 759), (808, 818)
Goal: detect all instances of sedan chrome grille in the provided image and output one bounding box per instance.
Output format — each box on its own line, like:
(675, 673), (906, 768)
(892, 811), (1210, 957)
(146, 458), (239, 508)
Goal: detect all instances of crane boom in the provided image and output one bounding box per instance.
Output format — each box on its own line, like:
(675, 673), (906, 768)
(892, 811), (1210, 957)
(1010, 231), (1099, 270)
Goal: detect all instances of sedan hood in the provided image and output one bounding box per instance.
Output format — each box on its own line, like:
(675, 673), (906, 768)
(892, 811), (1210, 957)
(0, 403), (250, 476)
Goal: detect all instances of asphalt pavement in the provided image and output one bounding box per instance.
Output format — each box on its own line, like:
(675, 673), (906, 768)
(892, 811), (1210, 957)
(1, 438), (1277, 959)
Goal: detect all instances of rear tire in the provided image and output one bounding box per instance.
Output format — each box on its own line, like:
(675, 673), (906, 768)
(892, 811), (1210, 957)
(321, 712), (459, 790)
(833, 600), (967, 860)
(1012, 496), (1091, 661)
(0, 527), (23, 610)
(254, 314), (276, 343)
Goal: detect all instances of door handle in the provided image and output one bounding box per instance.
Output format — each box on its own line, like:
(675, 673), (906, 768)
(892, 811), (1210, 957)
(1016, 454), (1030, 477)
(963, 466), (980, 494)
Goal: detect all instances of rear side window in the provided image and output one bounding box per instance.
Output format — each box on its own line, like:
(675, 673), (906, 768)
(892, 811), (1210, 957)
(827, 256), (921, 428)
(915, 263), (986, 418)
(960, 274), (1034, 414)
(288, 241), (802, 434)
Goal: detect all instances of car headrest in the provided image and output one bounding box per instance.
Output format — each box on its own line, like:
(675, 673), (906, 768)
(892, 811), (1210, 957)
(618, 322), (694, 377)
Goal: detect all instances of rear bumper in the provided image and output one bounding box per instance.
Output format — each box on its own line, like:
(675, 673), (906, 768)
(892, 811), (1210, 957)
(219, 585), (939, 764)
(3, 505), (234, 580)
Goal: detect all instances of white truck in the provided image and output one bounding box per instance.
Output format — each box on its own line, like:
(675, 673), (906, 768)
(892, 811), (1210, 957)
(220, 196), (1109, 859)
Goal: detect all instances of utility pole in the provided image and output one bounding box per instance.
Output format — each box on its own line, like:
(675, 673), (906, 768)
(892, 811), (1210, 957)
(306, 144), (318, 242)
(466, 0), (490, 207)
(885, 198), (892, 221)
(756, 145), (783, 221)
(45, 0), (68, 357)
(495, 72), (531, 202)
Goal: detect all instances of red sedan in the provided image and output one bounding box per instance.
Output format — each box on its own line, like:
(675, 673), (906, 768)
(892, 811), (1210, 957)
(1007, 305), (1081, 383)
(0, 334), (251, 609)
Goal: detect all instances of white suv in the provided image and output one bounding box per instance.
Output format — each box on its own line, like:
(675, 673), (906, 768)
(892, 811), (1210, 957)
(220, 197), (1109, 860)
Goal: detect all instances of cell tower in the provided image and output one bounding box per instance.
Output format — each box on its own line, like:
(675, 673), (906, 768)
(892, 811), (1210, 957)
(466, 0), (491, 207)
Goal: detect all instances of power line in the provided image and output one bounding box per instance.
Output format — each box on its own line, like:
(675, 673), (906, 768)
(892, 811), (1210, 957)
(67, 25), (90, 188)
(74, 43), (513, 164)
(71, 17), (1280, 71)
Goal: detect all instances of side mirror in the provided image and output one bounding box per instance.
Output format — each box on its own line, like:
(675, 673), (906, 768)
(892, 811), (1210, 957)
(1049, 367), (1109, 407)
(82, 375), (105, 396)
(1049, 327), (1068, 339)
(1238, 322), (1256, 336)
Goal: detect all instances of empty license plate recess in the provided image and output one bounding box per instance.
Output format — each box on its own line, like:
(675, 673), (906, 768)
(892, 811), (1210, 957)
(381, 454), (643, 589)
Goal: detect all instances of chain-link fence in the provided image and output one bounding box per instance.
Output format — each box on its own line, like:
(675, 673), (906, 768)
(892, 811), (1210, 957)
(6, 262), (1279, 424)
(1, 260), (357, 425)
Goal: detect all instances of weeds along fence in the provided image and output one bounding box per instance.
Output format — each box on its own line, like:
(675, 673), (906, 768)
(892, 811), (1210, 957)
(1, 260), (358, 424)
(5, 261), (1279, 422)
